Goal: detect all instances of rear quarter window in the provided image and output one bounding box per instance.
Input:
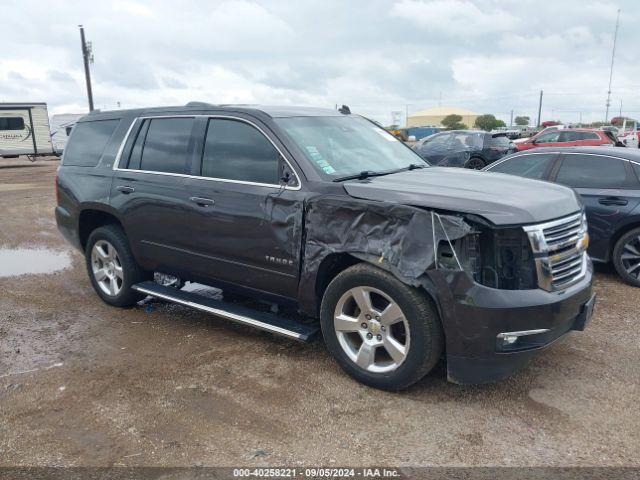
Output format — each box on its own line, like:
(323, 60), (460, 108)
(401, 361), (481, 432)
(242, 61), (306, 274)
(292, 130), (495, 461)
(63, 119), (120, 167)
(489, 135), (510, 148)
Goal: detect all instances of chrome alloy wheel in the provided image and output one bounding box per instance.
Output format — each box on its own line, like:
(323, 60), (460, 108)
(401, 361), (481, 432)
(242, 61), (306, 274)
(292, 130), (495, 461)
(621, 234), (640, 279)
(333, 286), (410, 373)
(91, 240), (123, 296)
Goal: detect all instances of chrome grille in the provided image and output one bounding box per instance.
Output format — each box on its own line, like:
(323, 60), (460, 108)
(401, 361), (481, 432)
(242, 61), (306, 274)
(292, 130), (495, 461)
(523, 212), (589, 291)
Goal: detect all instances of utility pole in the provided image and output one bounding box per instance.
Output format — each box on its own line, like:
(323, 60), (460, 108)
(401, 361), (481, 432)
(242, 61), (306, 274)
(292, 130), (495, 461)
(605, 9), (621, 123)
(619, 99), (622, 118)
(536, 90), (543, 127)
(405, 104), (409, 127)
(509, 109), (513, 126)
(79, 25), (94, 112)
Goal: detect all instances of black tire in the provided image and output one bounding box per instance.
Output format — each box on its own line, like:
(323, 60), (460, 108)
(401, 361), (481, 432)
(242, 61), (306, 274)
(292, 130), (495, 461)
(85, 225), (149, 306)
(612, 227), (640, 287)
(320, 264), (444, 390)
(464, 157), (485, 169)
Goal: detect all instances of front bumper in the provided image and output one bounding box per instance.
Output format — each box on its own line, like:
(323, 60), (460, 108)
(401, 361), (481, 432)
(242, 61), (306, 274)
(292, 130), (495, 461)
(426, 260), (595, 384)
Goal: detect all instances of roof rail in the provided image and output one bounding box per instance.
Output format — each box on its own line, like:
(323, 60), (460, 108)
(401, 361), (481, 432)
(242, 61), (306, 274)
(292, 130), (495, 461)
(185, 101), (215, 108)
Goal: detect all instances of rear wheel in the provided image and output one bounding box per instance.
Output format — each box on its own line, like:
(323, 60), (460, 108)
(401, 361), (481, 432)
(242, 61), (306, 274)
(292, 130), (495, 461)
(464, 157), (485, 169)
(612, 227), (640, 287)
(85, 225), (148, 306)
(320, 264), (443, 390)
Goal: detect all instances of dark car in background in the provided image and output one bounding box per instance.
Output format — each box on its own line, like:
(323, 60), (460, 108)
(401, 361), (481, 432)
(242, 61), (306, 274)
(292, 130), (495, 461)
(485, 147), (640, 287)
(413, 130), (516, 169)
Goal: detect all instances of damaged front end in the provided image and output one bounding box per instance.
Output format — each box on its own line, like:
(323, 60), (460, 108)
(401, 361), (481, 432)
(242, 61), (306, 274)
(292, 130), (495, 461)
(299, 195), (593, 385)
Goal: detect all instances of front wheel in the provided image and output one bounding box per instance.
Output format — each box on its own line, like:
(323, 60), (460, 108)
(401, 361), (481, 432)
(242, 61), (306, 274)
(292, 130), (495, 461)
(320, 264), (443, 390)
(464, 157), (485, 169)
(85, 225), (148, 306)
(612, 227), (640, 287)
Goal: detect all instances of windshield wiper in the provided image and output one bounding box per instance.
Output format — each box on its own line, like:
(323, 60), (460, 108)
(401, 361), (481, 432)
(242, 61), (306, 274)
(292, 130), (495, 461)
(332, 170), (387, 182)
(407, 163), (427, 170)
(332, 163), (427, 182)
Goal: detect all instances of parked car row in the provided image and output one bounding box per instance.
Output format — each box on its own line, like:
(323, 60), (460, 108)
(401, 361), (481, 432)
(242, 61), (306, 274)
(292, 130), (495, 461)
(412, 130), (516, 169)
(485, 147), (640, 287)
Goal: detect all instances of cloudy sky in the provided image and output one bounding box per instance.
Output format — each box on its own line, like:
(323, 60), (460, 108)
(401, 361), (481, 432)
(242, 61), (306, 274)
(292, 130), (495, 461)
(2, 0), (638, 125)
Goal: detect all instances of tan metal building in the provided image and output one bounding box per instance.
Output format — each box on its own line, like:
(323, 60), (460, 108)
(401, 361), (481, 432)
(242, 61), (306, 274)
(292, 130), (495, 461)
(407, 106), (479, 128)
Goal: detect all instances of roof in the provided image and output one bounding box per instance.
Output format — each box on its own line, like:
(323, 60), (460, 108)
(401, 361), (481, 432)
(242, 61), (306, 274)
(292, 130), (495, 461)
(511, 146), (640, 161)
(0, 102), (48, 108)
(409, 106), (479, 117)
(84, 103), (342, 121)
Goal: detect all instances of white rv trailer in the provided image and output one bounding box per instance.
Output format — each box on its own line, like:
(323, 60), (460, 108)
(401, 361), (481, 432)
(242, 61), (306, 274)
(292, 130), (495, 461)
(50, 113), (84, 155)
(0, 103), (55, 158)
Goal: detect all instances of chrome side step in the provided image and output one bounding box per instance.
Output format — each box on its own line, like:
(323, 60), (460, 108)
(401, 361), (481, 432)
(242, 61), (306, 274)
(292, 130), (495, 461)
(132, 281), (319, 342)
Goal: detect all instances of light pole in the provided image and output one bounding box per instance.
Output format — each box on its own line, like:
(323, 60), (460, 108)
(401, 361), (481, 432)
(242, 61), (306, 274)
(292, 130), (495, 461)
(79, 25), (95, 112)
(605, 9), (621, 123)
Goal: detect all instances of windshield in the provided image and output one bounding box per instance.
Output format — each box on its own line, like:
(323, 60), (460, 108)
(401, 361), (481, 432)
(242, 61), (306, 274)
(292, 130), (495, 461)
(275, 116), (427, 178)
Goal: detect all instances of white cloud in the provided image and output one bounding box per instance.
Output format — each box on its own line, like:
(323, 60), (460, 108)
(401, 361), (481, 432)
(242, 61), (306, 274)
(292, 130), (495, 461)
(1, 0), (639, 125)
(390, 0), (519, 36)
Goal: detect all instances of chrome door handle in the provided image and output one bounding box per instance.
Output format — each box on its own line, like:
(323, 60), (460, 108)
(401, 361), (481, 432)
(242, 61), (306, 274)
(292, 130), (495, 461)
(116, 185), (135, 194)
(189, 196), (215, 207)
(598, 197), (627, 206)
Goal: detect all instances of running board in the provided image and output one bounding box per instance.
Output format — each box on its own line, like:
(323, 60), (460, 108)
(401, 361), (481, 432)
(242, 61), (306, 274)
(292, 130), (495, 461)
(132, 281), (319, 342)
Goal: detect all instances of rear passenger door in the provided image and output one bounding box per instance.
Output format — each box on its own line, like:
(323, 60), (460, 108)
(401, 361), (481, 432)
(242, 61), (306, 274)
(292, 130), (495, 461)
(182, 116), (304, 299)
(110, 116), (199, 273)
(552, 153), (640, 261)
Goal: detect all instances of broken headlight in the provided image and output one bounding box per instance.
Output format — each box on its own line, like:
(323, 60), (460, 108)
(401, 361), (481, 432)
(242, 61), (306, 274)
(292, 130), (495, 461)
(437, 223), (537, 290)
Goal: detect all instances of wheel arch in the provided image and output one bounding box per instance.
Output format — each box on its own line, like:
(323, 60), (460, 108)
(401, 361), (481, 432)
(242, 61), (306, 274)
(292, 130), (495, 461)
(78, 204), (125, 251)
(610, 218), (640, 260)
(313, 252), (361, 314)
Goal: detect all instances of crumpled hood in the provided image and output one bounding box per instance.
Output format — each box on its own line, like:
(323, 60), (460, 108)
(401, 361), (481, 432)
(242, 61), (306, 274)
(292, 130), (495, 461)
(342, 167), (581, 226)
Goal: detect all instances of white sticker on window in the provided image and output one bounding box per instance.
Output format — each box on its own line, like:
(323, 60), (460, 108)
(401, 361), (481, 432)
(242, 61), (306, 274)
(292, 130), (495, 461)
(305, 146), (336, 174)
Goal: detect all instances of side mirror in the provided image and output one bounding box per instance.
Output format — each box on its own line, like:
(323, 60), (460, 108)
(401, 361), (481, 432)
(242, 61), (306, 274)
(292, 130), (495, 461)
(407, 135), (416, 142)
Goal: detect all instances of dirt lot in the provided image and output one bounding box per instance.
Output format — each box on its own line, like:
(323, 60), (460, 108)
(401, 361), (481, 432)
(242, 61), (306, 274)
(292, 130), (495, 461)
(0, 158), (638, 468)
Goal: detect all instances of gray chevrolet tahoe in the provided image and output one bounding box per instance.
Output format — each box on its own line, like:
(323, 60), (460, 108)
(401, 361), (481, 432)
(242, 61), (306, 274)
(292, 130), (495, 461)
(55, 103), (595, 390)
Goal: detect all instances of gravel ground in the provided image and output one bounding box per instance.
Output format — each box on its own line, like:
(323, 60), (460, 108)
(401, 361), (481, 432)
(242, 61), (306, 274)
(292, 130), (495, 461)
(0, 158), (638, 467)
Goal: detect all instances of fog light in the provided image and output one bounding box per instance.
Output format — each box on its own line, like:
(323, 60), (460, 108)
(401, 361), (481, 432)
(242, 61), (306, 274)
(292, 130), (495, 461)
(497, 328), (551, 351)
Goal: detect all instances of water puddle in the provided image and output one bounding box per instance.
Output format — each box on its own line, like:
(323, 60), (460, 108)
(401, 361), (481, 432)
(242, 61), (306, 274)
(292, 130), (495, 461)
(0, 247), (72, 277)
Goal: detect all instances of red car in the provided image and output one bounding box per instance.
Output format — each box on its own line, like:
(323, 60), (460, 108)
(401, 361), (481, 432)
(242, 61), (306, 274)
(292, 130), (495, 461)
(516, 128), (617, 151)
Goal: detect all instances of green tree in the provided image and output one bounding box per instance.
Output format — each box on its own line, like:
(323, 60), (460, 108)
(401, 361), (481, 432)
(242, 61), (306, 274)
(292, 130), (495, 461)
(441, 114), (467, 130)
(514, 116), (530, 126)
(474, 114), (503, 131)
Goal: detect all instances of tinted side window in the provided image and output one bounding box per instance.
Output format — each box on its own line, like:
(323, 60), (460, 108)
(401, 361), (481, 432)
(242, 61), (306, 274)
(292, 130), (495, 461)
(201, 119), (280, 184)
(535, 131), (560, 143)
(489, 154), (555, 179)
(63, 119), (120, 167)
(490, 135), (511, 148)
(556, 155), (628, 188)
(422, 133), (449, 148)
(581, 132), (600, 140)
(0, 117), (25, 130)
(139, 118), (194, 174)
(559, 131), (581, 142)
(632, 162), (640, 182)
